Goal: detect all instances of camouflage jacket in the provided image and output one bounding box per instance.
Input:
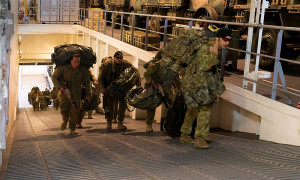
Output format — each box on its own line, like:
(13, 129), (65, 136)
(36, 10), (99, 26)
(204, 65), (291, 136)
(98, 60), (139, 88)
(179, 39), (225, 107)
(50, 89), (58, 99)
(51, 64), (91, 101)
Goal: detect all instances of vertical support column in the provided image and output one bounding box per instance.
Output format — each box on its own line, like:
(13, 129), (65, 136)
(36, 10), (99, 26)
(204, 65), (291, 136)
(243, 0), (257, 90)
(163, 18), (168, 47)
(131, 14), (135, 46)
(92, 10), (95, 30)
(253, 0), (269, 93)
(220, 48), (227, 81)
(271, 30), (291, 105)
(120, 13), (124, 41)
(145, 16), (150, 51)
(112, 12), (115, 38)
(189, 20), (193, 29)
(104, 11), (107, 34)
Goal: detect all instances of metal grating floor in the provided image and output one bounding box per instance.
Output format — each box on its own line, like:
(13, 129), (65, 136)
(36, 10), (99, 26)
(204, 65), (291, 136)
(1, 108), (300, 180)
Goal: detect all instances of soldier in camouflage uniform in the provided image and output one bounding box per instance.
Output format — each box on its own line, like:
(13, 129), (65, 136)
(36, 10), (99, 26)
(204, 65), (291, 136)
(29, 87), (43, 111)
(77, 70), (98, 128)
(174, 28), (231, 148)
(98, 51), (140, 130)
(43, 88), (51, 107)
(144, 51), (180, 132)
(52, 54), (91, 135)
(51, 87), (59, 110)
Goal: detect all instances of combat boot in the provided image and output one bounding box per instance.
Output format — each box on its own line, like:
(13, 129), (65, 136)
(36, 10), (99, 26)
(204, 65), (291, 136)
(180, 133), (194, 144)
(76, 123), (83, 129)
(106, 122), (112, 129)
(117, 122), (127, 130)
(70, 129), (78, 135)
(61, 122), (67, 130)
(146, 124), (153, 132)
(194, 137), (210, 149)
(112, 119), (117, 123)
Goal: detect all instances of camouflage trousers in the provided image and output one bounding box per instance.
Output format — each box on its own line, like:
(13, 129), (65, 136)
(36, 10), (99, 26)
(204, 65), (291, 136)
(78, 108), (86, 124)
(146, 88), (174, 125)
(59, 93), (81, 131)
(53, 98), (59, 110)
(106, 97), (126, 122)
(32, 102), (39, 111)
(180, 104), (212, 138)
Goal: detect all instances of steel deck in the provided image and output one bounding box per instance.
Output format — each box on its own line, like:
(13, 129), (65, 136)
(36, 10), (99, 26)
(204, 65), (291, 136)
(1, 108), (300, 180)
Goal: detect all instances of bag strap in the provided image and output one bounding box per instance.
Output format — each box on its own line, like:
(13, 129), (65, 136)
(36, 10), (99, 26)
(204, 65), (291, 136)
(126, 104), (135, 112)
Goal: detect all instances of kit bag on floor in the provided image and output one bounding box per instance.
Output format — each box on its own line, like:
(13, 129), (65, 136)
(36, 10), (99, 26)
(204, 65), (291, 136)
(164, 93), (187, 138)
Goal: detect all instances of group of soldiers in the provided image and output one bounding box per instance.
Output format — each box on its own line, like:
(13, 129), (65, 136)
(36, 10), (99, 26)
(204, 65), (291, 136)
(50, 27), (232, 149)
(28, 87), (59, 111)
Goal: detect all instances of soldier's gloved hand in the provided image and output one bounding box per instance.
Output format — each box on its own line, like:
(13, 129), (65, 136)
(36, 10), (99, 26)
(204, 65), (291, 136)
(100, 87), (107, 95)
(59, 87), (65, 93)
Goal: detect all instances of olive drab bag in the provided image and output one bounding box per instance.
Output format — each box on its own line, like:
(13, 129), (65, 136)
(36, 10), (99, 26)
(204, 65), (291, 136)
(126, 87), (162, 110)
(107, 66), (139, 98)
(51, 44), (96, 68)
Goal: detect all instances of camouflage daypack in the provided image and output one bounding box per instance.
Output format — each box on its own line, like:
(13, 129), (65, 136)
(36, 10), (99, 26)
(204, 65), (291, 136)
(126, 87), (162, 110)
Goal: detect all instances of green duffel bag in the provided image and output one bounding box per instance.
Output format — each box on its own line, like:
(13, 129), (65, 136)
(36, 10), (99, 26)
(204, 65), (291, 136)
(126, 87), (162, 110)
(107, 66), (139, 98)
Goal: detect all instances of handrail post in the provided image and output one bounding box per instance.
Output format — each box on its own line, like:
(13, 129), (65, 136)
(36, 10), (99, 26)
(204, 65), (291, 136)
(131, 14), (135, 45)
(145, 16), (150, 51)
(163, 18), (168, 47)
(112, 12), (115, 37)
(104, 11), (107, 34)
(121, 13), (124, 41)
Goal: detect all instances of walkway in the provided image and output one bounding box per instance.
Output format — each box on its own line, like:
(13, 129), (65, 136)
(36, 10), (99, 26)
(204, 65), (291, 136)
(1, 108), (300, 180)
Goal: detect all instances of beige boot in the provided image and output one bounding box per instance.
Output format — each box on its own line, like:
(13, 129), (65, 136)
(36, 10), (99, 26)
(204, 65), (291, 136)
(70, 129), (78, 135)
(194, 137), (210, 149)
(117, 121), (127, 130)
(146, 124), (153, 132)
(61, 122), (67, 130)
(106, 122), (112, 129)
(180, 133), (194, 144)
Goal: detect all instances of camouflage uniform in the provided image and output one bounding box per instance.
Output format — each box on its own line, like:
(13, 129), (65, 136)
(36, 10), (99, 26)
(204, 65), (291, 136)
(177, 39), (225, 143)
(144, 61), (179, 132)
(29, 87), (43, 111)
(98, 60), (139, 128)
(77, 70), (97, 128)
(52, 64), (91, 132)
(51, 88), (59, 110)
(43, 89), (51, 107)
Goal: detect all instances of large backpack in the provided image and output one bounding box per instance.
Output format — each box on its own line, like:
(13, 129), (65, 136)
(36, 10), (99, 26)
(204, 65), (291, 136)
(51, 44), (96, 68)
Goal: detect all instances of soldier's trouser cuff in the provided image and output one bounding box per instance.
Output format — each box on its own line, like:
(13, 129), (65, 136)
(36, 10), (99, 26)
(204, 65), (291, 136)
(146, 109), (156, 125)
(194, 105), (211, 138)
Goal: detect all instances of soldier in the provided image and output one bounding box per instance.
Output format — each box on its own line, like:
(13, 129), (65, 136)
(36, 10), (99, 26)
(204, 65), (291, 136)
(76, 70), (98, 128)
(43, 88), (51, 107)
(98, 51), (140, 130)
(100, 56), (118, 123)
(144, 51), (180, 132)
(51, 87), (59, 110)
(177, 27), (231, 148)
(29, 87), (42, 111)
(52, 54), (91, 135)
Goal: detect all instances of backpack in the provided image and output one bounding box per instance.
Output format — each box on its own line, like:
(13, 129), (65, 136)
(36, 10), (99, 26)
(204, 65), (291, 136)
(51, 44), (96, 68)
(126, 87), (162, 110)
